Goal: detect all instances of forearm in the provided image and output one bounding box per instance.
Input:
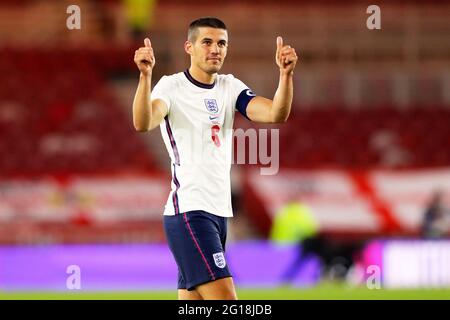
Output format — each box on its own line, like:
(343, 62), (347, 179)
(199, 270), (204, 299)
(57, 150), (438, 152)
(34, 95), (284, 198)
(271, 72), (294, 123)
(132, 73), (152, 131)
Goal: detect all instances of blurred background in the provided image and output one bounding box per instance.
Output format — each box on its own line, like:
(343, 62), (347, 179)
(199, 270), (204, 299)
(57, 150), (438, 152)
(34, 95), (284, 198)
(0, 0), (450, 299)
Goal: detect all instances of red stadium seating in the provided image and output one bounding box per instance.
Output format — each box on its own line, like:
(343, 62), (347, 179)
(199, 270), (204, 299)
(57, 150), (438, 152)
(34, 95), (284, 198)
(0, 49), (154, 176)
(234, 106), (450, 169)
(2, 48), (449, 178)
(272, 107), (450, 169)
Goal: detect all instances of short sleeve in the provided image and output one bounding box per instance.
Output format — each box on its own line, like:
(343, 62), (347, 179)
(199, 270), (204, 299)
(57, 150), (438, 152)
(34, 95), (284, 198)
(151, 76), (172, 112)
(231, 77), (256, 120)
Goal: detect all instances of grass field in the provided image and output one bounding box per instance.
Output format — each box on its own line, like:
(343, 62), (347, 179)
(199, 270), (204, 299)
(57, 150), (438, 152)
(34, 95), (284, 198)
(1, 283), (450, 300)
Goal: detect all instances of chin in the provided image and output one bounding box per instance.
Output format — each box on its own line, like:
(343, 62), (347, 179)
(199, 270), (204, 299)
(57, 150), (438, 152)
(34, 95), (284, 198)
(209, 66), (222, 74)
(203, 63), (222, 74)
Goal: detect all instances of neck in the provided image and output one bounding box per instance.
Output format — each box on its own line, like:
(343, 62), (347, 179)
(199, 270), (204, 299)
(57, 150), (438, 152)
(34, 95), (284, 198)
(188, 65), (216, 84)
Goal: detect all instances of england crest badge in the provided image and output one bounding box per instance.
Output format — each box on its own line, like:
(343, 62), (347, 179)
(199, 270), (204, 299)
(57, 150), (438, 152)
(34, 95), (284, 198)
(213, 252), (226, 268)
(204, 99), (219, 114)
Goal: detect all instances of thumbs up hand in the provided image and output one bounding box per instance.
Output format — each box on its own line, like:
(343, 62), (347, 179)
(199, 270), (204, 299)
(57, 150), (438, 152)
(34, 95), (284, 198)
(275, 36), (298, 76)
(134, 37), (156, 76)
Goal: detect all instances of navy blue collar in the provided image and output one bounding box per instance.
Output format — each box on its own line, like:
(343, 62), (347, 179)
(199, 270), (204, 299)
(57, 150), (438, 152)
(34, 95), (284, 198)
(184, 69), (215, 89)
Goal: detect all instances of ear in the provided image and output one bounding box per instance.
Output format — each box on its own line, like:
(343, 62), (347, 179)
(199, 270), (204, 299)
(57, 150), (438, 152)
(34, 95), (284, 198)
(184, 40), (193, 55)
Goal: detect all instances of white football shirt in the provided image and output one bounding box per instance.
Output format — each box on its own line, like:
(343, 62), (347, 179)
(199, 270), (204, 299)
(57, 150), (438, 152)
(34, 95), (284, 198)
(151, 70), (256, 217)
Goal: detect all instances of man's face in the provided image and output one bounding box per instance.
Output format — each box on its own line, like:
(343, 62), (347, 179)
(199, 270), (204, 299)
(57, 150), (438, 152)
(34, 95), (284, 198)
(186, 27), (228, 74)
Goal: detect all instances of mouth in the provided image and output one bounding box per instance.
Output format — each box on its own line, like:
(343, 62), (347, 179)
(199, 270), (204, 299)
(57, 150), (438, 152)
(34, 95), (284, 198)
(207, 57), (221, 62)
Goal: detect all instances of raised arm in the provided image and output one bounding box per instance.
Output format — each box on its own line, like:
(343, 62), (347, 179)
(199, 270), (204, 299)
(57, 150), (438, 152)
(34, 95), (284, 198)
(133, 38), (168, 132)
(246, 36), (298, 123)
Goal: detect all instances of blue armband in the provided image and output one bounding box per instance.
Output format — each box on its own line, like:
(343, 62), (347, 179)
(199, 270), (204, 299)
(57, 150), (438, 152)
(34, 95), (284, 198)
(235, 89), (256, 119)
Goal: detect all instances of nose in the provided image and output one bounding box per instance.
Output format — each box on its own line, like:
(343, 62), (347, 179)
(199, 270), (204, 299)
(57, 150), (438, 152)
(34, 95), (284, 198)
(210, 43), (219, 54)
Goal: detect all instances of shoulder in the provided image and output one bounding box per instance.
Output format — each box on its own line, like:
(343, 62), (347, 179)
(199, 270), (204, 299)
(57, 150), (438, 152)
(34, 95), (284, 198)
(217, 73), (238, 84)
(155, 72), (184, 86)
(217, 73), (248, 90)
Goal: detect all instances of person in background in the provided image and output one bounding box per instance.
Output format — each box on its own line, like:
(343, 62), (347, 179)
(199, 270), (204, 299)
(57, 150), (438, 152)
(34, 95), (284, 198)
(270, 197), (326, 284)
(123, 0), (156, 41)
(421, 190), (450, 239)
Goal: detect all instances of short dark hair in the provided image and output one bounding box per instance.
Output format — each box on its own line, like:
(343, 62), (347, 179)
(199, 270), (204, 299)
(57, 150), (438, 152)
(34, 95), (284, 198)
(188, 17), (227, 42)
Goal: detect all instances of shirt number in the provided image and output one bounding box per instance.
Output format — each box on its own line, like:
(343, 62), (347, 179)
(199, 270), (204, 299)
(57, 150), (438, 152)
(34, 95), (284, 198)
(211, 125), (221, 147)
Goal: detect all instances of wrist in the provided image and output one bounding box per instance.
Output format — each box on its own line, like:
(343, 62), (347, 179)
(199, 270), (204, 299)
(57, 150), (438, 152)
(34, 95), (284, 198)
(279, 69), (294, 77)
(140, 72), (152, 80)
